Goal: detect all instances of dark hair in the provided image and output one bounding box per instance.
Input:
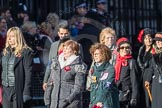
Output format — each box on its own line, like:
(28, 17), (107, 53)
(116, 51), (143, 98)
(142, 28), (153, 43)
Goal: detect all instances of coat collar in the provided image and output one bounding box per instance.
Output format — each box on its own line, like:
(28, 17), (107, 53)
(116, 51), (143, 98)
(58, 54), (80, 69)
(94, 61), (110, 71)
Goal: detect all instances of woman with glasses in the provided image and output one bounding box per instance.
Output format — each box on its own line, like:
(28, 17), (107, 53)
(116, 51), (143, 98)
(115, 37), (138, 108)
(89, 43), (120, 108)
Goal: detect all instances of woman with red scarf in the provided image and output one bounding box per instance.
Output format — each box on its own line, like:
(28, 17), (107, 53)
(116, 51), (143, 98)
(115, 37), (138, 108)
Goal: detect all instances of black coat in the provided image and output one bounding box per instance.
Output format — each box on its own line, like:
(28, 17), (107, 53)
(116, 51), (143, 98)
(137, 45), (153, 82)
(0, 48), (33, 108)
(137, 45), (153, 108)
(116, 59), (138, 100)
(151, 52), (162, 108)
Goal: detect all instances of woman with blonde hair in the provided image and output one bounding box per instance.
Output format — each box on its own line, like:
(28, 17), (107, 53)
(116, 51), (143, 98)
(99, 27), (117, 65)
(0, 27), (33, 108)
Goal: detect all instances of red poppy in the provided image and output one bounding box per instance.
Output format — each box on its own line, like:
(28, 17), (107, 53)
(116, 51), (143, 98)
(90, 68), (94, 74)
(151, 48), (156, 55)
(16, 53), (21, 58)
(64, 66), (71, 72)
(58, 50), (63, 55)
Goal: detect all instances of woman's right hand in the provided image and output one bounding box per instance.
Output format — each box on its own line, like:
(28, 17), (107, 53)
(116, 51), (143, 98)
(42, 83), (47, 91)
(145, 81), (150, 87)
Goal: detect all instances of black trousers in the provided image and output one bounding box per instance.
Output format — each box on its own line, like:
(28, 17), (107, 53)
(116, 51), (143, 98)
(2, 86), (31, 108)
(2, 86), (17, 108)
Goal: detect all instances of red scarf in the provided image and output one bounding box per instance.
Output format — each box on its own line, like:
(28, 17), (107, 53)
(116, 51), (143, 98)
(115, 54), (132, 82)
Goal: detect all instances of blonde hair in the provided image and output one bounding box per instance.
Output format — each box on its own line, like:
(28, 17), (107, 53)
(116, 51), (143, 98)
(99, 27), (116, 44)
(3, 27), (30, 56)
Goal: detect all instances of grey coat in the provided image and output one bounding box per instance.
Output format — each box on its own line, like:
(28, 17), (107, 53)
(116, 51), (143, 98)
(49, 56), (87, 108)
(43, 39), (84, 84)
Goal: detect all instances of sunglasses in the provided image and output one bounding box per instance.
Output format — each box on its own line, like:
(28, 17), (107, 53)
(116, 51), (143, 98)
(119, 46), (131, 50)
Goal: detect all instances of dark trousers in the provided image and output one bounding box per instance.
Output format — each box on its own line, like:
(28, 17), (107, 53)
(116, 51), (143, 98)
(2, 86), (17, 108)
(2, 86), (31, 108)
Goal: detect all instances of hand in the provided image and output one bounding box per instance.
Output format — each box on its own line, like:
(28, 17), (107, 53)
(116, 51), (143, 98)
(62, 99), (70, 108)
(130, 98), (137, 106)
(23, 95), (32, 103)
(96, 102), (103, 107)
(42, 83), (47, 91)
(145, 81), (150, 87)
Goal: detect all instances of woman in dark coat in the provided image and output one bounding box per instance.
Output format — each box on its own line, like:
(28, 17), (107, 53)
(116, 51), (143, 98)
(45, 40), (87, 108)
(137, 28), (154, 108)
(0, 27), (33, 108)
(89, 43), (120, 108)
(150, 32), (162, 108)
(115, 37), (138, 108)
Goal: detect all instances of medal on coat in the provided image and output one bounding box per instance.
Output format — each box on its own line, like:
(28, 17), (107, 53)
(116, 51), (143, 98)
(91, 76), (97, 83)
(100, 72), (109, 80)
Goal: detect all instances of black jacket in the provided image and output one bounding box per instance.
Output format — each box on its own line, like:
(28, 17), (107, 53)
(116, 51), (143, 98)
(116, 59), (139, 99)
(0, 48), (33, 108)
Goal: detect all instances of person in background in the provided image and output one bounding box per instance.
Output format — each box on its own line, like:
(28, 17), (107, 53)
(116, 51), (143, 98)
(0, 7), (16, 28)
(137, 28), (154, 108)
(0, 27), (33, 108)
(86, 27), (117, 91)
(38, 21), (53, 68)
(21, 21), (39, 52)
(86, 0), (111, 26)
(150, 32), (162, 108)
(0, 17), (7, 107)
(89, 43), (120, 108)
(42, 24), (70, 93)
(16, 3), (29, 27)
(54, 19), (69, 41)
(99, 27), (117, 65)
(46, 13), (59, 41)
(0, 17), (7, 52)
(115, 37), (138, 108)
(69, 2), (88, 37)
(74, 2), (88, 17)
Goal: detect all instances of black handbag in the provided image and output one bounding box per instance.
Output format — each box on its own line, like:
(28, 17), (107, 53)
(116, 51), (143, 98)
(155, 64), (162, 84)
(119, 89), (131, 102)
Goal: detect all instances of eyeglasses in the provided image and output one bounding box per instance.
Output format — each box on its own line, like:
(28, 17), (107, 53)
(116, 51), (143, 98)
(119, 46), (131, 50)
(1, 21), (7, 24)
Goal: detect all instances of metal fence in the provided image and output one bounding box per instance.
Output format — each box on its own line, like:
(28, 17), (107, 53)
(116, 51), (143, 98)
(2, 0), (161, 38)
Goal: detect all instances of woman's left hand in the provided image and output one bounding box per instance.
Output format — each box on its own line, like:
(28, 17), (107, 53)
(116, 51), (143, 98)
(96, 102), (103, 107)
